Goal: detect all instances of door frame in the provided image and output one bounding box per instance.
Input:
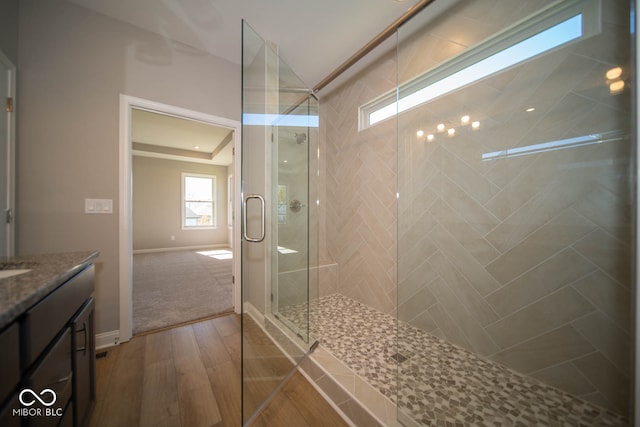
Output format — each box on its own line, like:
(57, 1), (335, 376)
(118, 95), (242, 343)
(0, 50), (15, 257)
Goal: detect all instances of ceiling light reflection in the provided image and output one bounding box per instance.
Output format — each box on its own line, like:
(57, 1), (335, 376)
(606, 67), (622, 80)
(609, 80), (625, 94)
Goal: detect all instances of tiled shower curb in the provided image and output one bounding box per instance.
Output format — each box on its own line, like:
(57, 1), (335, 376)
(261, 313), (394, 426)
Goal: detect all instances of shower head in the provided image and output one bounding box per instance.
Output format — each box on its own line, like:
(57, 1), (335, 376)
(295, 132), (307, 144)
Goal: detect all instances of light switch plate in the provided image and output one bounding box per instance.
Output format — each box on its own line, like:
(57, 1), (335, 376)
(85, 198), (113, 214)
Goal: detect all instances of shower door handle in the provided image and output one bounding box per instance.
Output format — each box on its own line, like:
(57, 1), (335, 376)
(243, 194), (265, 243)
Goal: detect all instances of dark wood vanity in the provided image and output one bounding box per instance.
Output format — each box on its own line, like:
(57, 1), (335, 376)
(0, 251), (98, 427)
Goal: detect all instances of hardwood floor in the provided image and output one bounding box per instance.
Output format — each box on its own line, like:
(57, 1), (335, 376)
(90, 314), (349, 427)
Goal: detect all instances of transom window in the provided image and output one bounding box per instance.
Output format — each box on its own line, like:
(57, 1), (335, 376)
(182, 173), (216, 229)
(358, 0), (600, 131)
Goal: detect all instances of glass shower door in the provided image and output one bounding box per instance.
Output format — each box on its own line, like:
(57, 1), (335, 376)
(396, 0), (633, 425)
(241, 20), (318, 425)
(271, 93), (318, 343)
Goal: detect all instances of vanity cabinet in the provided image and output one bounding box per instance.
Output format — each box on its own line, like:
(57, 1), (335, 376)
(0, 261), (95, 427)
(26, 329), (72, 427)
(0, 323), (21, 427)
(0, 323), (20, 401)
(0, 395), (21, 427)
(70, 298), (94, 427)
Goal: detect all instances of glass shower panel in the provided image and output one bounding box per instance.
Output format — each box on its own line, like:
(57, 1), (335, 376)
(271, 90), (319, 343)
(397, 1), (633, 425)
(241, 21), (274, 424)
(241, 20), (318, 425)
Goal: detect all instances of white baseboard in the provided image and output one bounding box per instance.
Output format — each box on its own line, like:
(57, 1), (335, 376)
(243, 301), (265, 325)
(96, 330), (121, 350)
(133, 244), (230, 254)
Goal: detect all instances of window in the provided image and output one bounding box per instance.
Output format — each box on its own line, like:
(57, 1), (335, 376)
(359, 0), (600, 130)
(182, 173), (216, 229)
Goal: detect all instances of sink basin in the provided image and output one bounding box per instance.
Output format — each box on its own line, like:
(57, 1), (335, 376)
(0, 261), (37, 279)
(0, 269), (31, 279)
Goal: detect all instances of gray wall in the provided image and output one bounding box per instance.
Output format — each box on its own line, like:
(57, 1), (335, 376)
(132, 156), (229, 250)
(0, 0), (19, 64)
(17, 0), (240, 336)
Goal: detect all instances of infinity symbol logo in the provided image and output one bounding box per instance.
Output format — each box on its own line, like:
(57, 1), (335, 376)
(19, 388), (57, 407)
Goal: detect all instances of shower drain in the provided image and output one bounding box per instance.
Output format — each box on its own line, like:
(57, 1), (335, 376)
(390, 352), (407, 363)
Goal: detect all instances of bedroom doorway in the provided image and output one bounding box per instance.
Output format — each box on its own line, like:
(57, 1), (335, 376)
(119, 96), (242, 342)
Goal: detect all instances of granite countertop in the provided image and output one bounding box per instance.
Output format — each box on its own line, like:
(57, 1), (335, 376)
(0, 251), (99, 330)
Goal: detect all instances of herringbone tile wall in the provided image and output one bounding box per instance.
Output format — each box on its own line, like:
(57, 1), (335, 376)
(321, 47), (399, 316)
(320, 0), (632, 417)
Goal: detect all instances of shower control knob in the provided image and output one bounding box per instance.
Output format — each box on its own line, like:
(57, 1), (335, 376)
(289, 199), (305, 212)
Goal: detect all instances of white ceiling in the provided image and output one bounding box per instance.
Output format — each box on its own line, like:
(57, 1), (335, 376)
(132, 109), (234, 166)
(65, 0), (423, 165)
(65, 0), (422, 89)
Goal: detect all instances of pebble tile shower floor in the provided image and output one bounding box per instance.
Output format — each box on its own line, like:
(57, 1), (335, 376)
(279, 294), (626, 426)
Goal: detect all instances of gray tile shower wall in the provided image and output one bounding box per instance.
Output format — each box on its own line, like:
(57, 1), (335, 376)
(320, 47), (398, 316)
(320, 0), (632, 419)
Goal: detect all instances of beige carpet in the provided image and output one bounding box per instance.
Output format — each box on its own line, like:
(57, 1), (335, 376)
(132, 248), (234, 334)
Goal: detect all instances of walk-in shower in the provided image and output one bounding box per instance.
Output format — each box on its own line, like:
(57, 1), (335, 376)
(242, 0), (635, 425)
(319, 0), (633, 425)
